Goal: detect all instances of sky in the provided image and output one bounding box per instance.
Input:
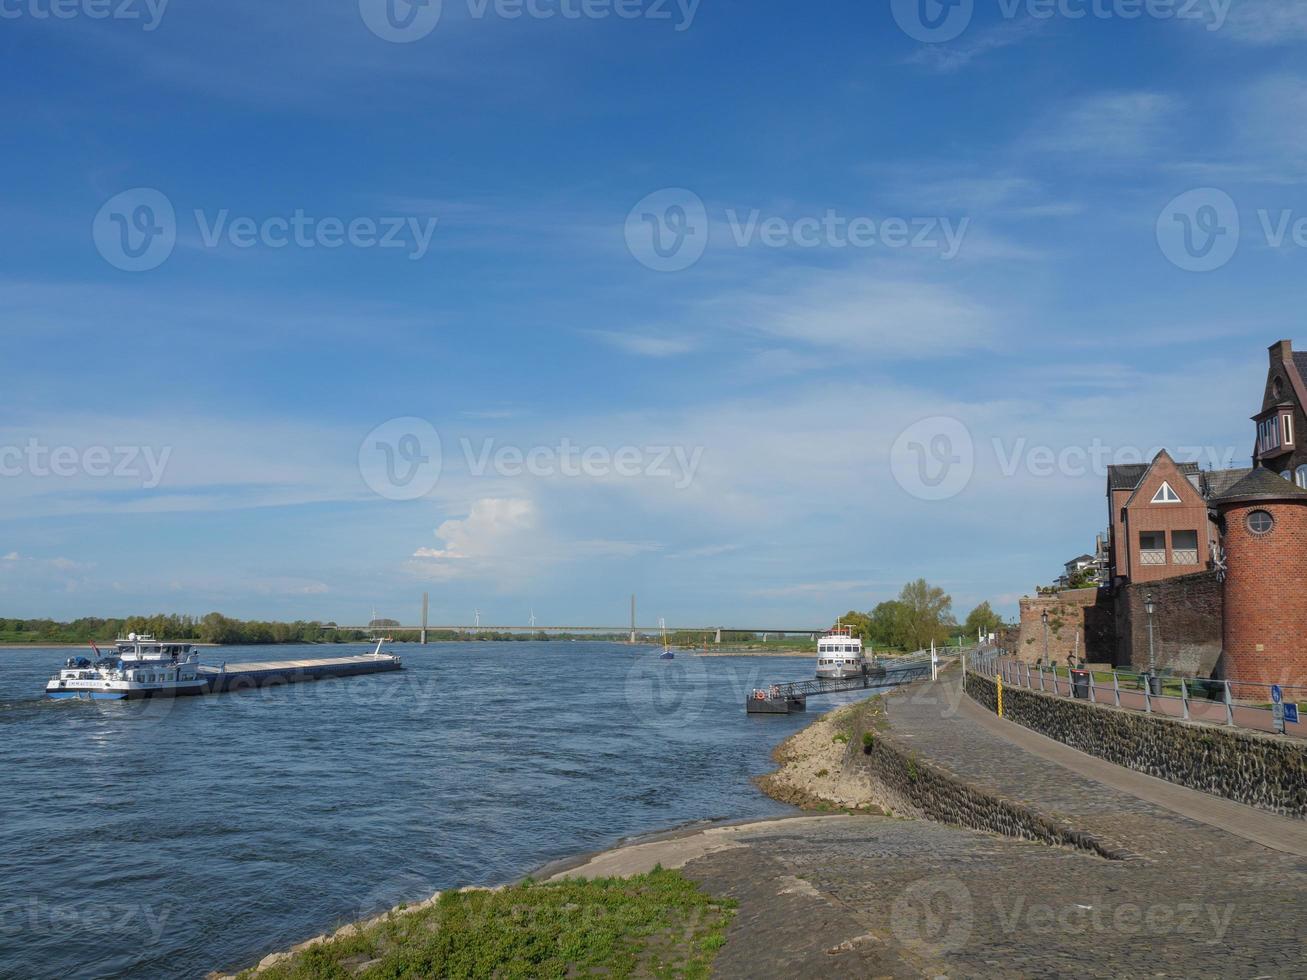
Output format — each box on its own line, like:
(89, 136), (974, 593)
(2, 0), (1305, 628)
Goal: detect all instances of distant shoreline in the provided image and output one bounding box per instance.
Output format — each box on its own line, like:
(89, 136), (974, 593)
(0, 641), (815, 654)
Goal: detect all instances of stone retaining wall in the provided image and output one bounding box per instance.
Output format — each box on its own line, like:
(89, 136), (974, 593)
(840, 707), (1132, 860)
(964, 672), (1307, 818)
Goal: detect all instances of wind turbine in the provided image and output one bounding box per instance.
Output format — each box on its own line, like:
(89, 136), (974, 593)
(473, 609), (481, 630)
(529, 610), (537, 629)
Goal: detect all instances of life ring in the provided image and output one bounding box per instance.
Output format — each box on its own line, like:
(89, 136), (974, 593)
(754, 690), (766, 701)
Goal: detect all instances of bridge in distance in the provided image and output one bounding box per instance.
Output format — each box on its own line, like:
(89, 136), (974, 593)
(329, 624), (823, 643)
(332, 594), (827, 643)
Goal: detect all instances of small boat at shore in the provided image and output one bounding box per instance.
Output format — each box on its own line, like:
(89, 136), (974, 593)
(815, 625), (867, 680)
(659, 618), (674, 659)
(46, 633), (207, 700)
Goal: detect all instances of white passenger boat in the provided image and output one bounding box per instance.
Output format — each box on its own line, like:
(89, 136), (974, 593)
(815, 625), (867, 680)
(45, 633), (208, 700)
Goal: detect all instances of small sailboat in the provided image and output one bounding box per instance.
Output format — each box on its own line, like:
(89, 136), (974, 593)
(659, 618), (675, 660)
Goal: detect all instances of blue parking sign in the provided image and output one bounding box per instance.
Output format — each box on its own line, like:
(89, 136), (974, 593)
(1285, 703), (1300, 725)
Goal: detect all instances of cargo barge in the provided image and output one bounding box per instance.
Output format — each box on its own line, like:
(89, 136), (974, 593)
(46, 634), (402, 700)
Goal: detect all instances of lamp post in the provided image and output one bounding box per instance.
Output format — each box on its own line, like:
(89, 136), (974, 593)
(1041, 609), (1049, 665)
(1145, 592), (1159, 695)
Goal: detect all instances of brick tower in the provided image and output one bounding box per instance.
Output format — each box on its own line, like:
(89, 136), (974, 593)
(1214, 468), (1307, 688)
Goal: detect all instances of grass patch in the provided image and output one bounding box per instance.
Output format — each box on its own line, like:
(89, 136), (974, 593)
(243, 867), (735, 980)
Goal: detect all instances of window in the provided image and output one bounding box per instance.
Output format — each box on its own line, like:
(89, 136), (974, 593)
(1282, 470), (1293, 482)
(1151, 482), (1182, 504)
(1171, 530), (1199, 565)
(1296, 465), (1307, 490)
(1139, 531), (1166, 564)
(1247, 510), (1275, 535)
(1259, 417), (1282, 455)
(1284, 414), (1295, 446)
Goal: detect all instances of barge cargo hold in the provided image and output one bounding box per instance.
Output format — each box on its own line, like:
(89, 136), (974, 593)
(199, 653), (403, 693)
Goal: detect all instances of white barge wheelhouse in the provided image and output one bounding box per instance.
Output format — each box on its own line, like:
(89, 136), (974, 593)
(815, 625), (867, 680)
(46, 634), (208, 700)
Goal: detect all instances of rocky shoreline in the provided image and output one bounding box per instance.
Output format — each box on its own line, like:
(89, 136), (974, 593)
(754, 699), (887, 811)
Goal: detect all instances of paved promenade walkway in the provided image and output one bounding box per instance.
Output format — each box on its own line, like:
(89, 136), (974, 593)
(556, 671), (1307, 977)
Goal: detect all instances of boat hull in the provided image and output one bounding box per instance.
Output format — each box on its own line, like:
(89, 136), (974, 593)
(46, 683), (209, 700)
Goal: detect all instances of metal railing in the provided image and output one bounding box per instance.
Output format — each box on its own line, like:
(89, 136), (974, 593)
(968, 652), (1306, 739)
(752, 648), (953, 703)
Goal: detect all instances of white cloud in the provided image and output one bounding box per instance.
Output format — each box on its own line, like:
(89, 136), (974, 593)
(906, 18), (1046, 73)
(752, 580), (886, 598)
(47, 557), (90, 571)
(1221, 0), (1307, 44)
(712, 272), (996, 356)
(667, 543), (741, 560)
(415, 497), (536, 561)
(584, 330), (699, 358)
(2, 552), (18, 561)
(1237, 74), (1307, 176)
(1026, 92), (1178, 159)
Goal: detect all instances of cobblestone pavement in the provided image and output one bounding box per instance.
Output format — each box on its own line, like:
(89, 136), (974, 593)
(680, 675), (1307, 978)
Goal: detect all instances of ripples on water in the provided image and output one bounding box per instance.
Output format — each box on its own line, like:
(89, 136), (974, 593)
(0, 642), (874, 978)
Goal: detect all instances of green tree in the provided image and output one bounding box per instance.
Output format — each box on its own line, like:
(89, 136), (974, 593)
(963, 601), (1004, 638)
(867, 600), (906, 650)
(895, 579), (955, 651)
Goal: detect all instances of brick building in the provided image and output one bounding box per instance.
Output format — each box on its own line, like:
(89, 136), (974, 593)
(1251, 339), (1307, 485)
(1213, 468), (1307, 687)
(1106, 450), (1226, 586)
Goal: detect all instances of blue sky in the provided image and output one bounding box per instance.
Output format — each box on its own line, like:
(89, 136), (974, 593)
(2, 0), (1306, 627)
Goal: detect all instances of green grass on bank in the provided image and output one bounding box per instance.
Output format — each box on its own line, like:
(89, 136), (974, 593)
(244, 868), (736, 980)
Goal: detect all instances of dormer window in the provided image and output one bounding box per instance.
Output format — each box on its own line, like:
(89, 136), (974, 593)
(1151, 482), (1182, 504)
(1257, 411), (1294, 457)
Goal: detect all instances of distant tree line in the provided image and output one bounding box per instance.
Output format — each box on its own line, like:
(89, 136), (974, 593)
(0, 615), (642, 646)
(836, 580), (1007, 652)
(0, 613), (368, 646)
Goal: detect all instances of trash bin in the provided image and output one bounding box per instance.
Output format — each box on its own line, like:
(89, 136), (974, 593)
(1071, 669), (1090, 699)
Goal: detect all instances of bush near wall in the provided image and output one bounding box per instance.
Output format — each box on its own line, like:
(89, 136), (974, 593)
(965, 672), (1306, 818)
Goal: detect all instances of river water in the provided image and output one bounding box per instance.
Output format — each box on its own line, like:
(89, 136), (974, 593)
(0, 642), (866, 978)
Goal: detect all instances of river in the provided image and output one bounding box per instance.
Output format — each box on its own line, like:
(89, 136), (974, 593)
(0, 642), (865, 978)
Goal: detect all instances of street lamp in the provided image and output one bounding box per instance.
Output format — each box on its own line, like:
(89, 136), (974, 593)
(1144, 592), (1158, 694)
(1041, 609), (1049, 665)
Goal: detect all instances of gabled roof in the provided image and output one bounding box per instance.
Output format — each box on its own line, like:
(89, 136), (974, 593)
(1107, 460), (1200, 492)
(1293, 351), (1307, 389)
(1212, 467), (1307, 505)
